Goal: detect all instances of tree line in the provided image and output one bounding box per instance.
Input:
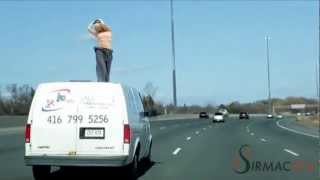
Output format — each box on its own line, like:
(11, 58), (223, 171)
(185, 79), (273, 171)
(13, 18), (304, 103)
(143, 97), (318, 115)
(141, 83), (318, 115)
(227, 97), (318, 114)
(0, 83), (317, 116)
(0, 84), (35, 115)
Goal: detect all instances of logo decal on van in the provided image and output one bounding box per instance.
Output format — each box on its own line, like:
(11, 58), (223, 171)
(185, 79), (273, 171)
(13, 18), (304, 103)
(80, 96), (115, 109)
(42, 89), (72, 112)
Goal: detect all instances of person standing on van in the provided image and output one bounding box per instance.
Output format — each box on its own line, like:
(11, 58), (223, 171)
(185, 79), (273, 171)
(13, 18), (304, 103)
(88, 19), (113, 82)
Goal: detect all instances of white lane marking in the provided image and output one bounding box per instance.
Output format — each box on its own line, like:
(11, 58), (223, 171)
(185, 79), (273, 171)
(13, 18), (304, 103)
(172, 148), (182, 155)
(276, 120), (319, 138)
(284, 149), (299, 157)
(246, 122), (255, 134)
(159, 126), (166, 130)
(195, 131), (200, 135)
(186, 137), (191, 141)
(260, 138), (267, 142)
(0, 127), (24, 136)
(250, 133), (254, 136)
(203, 128), (206, 131)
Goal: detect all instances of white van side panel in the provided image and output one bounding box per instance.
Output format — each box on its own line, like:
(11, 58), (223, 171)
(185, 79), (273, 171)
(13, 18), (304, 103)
(122, 86), (141, 159)
(124, 86), (150, 161)
(131, 88), (150, 159)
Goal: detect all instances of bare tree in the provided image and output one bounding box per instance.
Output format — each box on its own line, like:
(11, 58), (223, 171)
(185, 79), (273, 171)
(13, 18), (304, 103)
(0, 84), (35, 115)
(143, 82), (158, 98)
(0, 86), (4, 115)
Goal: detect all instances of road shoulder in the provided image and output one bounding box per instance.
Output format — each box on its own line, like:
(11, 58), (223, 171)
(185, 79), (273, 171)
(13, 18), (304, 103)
(276, 118), (319, 138)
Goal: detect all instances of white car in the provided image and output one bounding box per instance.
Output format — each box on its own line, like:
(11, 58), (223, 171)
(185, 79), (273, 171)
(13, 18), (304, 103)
(213, 112), (224, 123)
(267, 114), (273, 119)
(24, 82), (152, 180)
(305, 112), (311, 116)
(276, 114), (283, 119)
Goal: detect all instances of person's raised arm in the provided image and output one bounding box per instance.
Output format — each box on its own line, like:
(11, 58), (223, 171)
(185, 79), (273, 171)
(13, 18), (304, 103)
(87, 21), (97, 37)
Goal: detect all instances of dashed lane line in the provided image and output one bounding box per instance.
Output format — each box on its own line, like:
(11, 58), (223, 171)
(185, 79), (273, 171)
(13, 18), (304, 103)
(260, 138), (267, 142)
(284, 149), (299, 157)
(173, 148), (182, 155)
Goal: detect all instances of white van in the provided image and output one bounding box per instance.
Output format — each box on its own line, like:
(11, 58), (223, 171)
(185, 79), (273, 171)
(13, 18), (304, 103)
(24, 82), (152, 180)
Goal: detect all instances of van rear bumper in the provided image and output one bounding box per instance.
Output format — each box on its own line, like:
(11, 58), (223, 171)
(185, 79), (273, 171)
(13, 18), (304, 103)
(24, 155), (129, 167)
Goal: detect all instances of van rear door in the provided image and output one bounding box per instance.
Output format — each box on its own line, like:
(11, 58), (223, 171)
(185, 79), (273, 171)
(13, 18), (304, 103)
(30, 85), (78, 155)
(75, 83), (126, 156)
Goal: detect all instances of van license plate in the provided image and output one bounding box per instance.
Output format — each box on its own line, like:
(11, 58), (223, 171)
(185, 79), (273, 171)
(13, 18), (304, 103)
(80, 128), (105, 139)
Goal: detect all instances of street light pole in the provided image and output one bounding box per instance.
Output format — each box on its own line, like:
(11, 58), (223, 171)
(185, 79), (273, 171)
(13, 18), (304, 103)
(266, 36), (272, 115)
(170, 0), (177, 106)
(316, 60), (319, 107)
(318, 0), (320, 145)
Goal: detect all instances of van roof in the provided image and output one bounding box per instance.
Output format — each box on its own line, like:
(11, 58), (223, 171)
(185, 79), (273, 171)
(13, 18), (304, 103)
(38, 82), (122, 88)
(37, 82), (140, 93)
(39, 81), (121, 85)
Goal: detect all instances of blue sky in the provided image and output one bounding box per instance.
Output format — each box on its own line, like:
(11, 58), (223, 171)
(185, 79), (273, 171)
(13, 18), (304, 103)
(0, 1), (318, 105)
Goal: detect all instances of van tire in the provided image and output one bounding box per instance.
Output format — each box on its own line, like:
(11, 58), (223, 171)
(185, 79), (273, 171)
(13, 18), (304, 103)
(125, 153), (139, 180)
(144, 142), (152, 164)
(32, 165), (51, 180)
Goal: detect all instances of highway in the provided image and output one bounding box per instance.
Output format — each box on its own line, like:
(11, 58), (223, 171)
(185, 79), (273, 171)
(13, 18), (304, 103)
(0, 116), (318, 180)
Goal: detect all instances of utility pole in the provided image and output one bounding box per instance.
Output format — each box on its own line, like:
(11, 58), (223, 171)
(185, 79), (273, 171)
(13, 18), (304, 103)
(316, 1), (320, 177)
(170, 0), (177, 106)
(266, 36), (272, 115)
(316, 60), (319, 110)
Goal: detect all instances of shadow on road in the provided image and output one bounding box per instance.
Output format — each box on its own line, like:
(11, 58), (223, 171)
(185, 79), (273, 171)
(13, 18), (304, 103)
(49, 160), (159, 180)
(137, 160), (158, 178)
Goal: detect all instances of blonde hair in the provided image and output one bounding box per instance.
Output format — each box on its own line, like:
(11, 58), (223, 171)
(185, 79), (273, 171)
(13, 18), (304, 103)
(94, 23), (111, 34)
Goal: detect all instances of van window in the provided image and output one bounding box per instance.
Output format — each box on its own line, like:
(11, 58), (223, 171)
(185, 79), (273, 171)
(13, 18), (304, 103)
(127, 88), (136, 112)
(133, 90), (143, 112)
(131, 89), (142, 113)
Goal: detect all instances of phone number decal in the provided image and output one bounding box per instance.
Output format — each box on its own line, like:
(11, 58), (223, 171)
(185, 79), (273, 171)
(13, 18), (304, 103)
(47, 115), (109, 124)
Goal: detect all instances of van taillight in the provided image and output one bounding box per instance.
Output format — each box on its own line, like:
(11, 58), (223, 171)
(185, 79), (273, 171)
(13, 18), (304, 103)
(25, 124), (31, 143)
(124, 124), (131, 144)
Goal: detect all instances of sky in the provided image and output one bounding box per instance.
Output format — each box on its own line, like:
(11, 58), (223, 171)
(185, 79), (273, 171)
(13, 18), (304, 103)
(0, 0), (318, 105)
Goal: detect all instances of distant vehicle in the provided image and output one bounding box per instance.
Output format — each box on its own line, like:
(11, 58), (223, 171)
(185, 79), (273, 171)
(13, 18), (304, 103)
(213, 112), (225, 123)
(305, 112), (311, 116)
(267, 114), (273, 119)
(24, 82), (152, 180)
(218, 109), (229, 117)
(297, 113), (302, 116)
(276, 114), (283, 119)
(239, 112), (249, 119)
(199, 112), (209, 119)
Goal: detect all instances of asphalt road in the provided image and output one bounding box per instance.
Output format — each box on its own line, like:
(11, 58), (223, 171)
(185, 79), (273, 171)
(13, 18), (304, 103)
(0, 117), (318, 180)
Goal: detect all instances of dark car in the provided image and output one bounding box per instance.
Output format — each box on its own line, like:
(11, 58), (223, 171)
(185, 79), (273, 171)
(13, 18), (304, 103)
(239, 112), (249, 119)
(199, 112), (209, 119)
